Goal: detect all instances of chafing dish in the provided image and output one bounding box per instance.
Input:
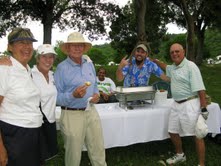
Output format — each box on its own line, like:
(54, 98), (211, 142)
(115, 86), (156, 109)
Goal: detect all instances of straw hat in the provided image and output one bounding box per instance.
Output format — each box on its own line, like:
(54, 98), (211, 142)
(35, 44), (57, 58)
(60, 32), (92, 55)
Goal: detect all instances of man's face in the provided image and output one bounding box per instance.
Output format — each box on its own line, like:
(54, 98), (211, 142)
(67, 43), (85, 59)
(98, 69), (106, 81)
(170, 44), (185, 65)
(134, 47), (147, 64)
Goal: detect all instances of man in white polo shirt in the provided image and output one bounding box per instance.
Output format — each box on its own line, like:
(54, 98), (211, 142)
(154, 43), (208, 166)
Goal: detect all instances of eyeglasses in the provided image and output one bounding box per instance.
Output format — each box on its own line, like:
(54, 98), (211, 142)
(170, 50), (181, 54)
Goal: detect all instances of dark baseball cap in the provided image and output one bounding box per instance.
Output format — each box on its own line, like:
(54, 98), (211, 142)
(8, 27), (37, 44)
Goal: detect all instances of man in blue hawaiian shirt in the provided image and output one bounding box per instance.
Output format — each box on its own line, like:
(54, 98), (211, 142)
(116, 44), (167, 87)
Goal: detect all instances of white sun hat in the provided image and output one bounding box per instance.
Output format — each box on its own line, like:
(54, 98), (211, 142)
(36, 44), (57, 58)
(195, 114), (209, 139)
(60, 32), (92, 55)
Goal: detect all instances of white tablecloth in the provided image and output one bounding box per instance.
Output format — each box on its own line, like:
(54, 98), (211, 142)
(56, 99), (221, 149)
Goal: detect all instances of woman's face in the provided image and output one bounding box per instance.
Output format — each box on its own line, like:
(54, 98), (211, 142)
(37, 53), (55, 72)
(8, 40), (34, 66)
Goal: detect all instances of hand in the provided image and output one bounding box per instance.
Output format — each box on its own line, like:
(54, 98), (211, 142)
(90, 93), (100, 104)
(0, 143), (8, 166)
(119, 56), (129, 69)
(201, 107), (209, 120)
(73, 85), (87, 98)
(0, 56), (12, 66)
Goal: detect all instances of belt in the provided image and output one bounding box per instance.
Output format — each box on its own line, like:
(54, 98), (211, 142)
(61, 106), (86, 111)
(175, 95), (198, 104)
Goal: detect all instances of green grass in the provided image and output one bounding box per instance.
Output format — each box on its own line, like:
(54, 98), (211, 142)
(45, 64), (221, 166)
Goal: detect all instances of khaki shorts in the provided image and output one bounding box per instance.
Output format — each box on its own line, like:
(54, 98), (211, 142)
(168, 98), (200, 136)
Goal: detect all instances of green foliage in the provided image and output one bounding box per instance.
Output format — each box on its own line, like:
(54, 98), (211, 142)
(205, 29), (221, 58)
(88, 47), (107, 65)
(157, 33), (186, 62)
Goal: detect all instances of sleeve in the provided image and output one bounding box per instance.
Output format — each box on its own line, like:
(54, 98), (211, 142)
(189, 62), (205, 92)
(0, 67), (10, 96)
(90, 62), (99, 94)
(166, 65), (172, 78)
(109, 78), (116, 92)
(152, 62), (163, 77)
(54, 65), (74, 106)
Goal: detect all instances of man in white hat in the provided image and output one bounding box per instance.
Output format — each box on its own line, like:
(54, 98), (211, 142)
(54, 32), (106, 166)
(116, 43), (167, 87)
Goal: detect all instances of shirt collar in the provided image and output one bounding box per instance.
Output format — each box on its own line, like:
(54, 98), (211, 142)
(173, 57), (187, 68)
(67, 56), (87, 66)
(10, 56), (31, 72)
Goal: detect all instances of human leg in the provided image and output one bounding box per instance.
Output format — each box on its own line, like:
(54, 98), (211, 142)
(195, 137), (205, 166)
(60, 110), (86, 166)
(85, 106), (107, 166)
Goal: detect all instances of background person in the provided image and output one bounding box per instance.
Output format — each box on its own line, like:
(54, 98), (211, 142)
(154, 43), (208, 166)
(97, 66), (118, 103)
(32, 44), (58, 163)
(0, 28), (42, 166)
(116, 43), (167, 87)
(54, 32), (107, 166)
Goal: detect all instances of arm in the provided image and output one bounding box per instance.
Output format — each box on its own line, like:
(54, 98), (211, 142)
(0, 96), (8, 166)
(153, 59), (167, 71)
(198, 90), (207, 109)
(116, 56), (129, 81)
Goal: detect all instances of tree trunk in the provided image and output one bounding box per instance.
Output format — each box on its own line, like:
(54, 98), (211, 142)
(135, 0), (147, 43)
(195, 29), (205, 65)
(186, 19), (196, 62)
(43, 23), (52, 44)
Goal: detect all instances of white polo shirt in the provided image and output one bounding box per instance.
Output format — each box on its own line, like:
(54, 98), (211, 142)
(166, 58), (205, 101)
(32, 65), (57, 123)
(0, 57), (42, 128)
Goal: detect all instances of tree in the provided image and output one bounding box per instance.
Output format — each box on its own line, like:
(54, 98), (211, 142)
(109, 0), (168, 63)
(162, 0), (221, 65)
(0, 0), (120, 44)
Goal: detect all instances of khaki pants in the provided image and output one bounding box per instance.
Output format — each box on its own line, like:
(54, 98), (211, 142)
(60, 105), (107, 166)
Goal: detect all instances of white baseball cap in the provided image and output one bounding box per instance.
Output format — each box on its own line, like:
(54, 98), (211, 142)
(35, 44), (57, 58)
(195, 114), (208, 139)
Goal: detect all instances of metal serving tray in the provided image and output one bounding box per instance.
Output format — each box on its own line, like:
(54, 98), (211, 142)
(115, 86), (156, 109)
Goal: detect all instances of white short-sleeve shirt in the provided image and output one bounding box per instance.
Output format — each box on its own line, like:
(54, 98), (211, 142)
(96, 77), (116, 95)
(0, 57), (42, 128)
(32, 65), (57, 123)
(166, 58), (205, 101)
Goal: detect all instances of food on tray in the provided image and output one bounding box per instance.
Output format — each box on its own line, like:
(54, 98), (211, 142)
(85, 81), (91, 86)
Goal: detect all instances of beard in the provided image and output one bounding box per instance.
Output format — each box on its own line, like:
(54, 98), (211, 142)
(135, 58), (144, 66)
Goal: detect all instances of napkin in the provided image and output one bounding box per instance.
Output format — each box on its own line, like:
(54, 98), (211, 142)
(85, 97), (93, 111)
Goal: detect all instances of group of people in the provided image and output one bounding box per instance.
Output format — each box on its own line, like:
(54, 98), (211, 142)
(0, 27), (209, 166)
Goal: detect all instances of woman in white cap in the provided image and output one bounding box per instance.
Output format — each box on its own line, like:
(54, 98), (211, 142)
(0, 27), (42, 166)
(54, 32), (106, 166)
(32, 44), (58, 163)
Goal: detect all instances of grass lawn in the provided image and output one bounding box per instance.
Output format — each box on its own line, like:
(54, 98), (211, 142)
(45, 64), (221, 166)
